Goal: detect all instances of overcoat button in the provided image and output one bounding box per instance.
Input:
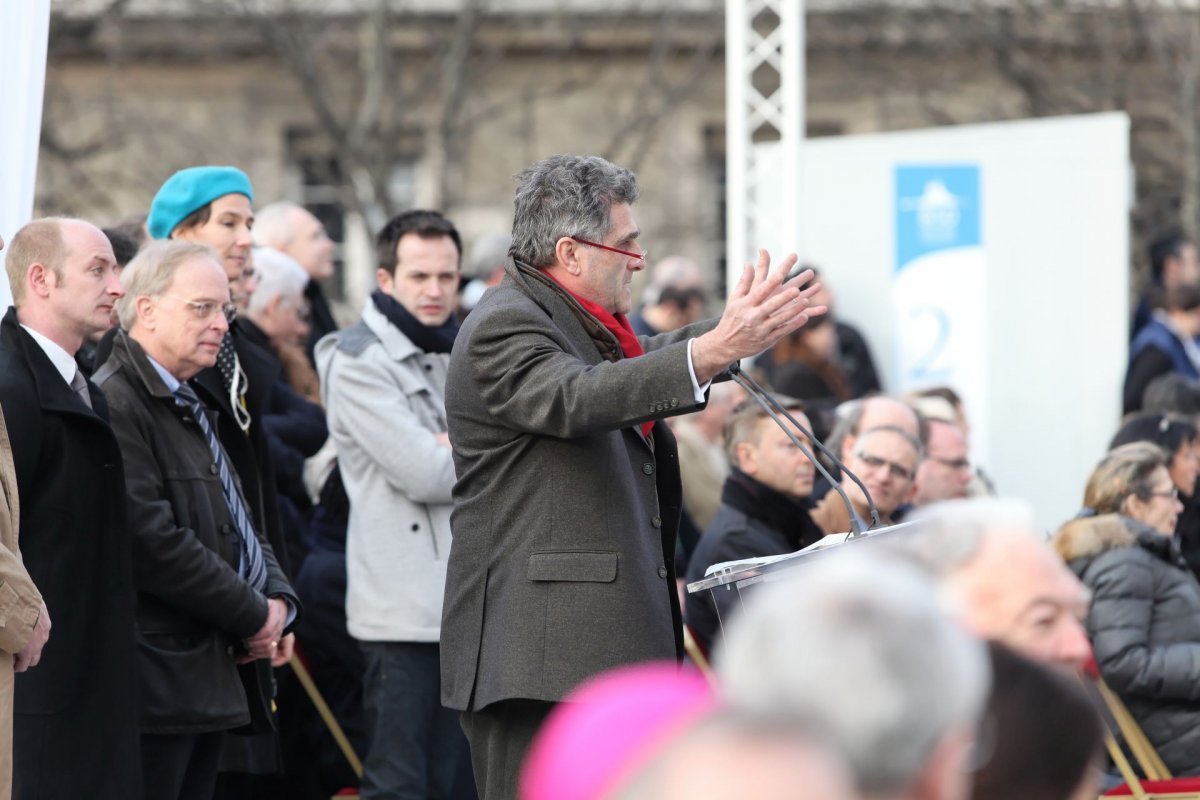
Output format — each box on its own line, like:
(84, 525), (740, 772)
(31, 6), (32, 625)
(642, 463), (654, 475)
(651, 516), (662, 528)
(658, 566), (668, 579)
(210, 464), (218, 475)
(411, 523), (420, 531)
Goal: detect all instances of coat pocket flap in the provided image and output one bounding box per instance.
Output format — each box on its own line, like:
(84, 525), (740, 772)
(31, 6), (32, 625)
(527, 551), (618, 583)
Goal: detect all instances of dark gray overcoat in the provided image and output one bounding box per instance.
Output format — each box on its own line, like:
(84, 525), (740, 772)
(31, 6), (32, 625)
(440, 260), (715, 711)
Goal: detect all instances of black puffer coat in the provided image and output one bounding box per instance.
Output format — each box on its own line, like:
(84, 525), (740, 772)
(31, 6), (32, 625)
(1060, 515), (1200, 775)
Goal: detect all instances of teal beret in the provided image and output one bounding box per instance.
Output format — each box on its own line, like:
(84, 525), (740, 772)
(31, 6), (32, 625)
(147, 166), (254, 240)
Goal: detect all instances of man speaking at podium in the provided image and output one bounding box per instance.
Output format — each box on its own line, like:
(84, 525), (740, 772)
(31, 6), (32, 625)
(440, 154), (825, 799)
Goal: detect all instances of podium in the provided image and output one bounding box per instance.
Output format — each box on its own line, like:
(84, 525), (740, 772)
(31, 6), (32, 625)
(685, 521), (918, 643)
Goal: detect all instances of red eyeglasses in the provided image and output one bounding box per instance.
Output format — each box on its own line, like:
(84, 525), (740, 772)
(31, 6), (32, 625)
(571, 237), (648, 263)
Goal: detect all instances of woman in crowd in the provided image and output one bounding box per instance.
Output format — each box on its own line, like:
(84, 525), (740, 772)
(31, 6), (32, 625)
(1053, 444), (1200, 776)
(1110, 412), (1200, 575)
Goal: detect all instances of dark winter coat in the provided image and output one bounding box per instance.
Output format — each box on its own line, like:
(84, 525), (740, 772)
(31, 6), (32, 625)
(0, 308), (141, 799)
(684, 471), (824, 655)
(95, 330), (298, 734)
(1060, 515), (1200, 775)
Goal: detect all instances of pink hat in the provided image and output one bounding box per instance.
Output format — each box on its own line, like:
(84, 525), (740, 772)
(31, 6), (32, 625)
(519, 662), (716, 800)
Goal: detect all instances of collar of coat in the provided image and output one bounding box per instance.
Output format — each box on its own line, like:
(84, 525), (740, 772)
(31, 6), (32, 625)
(99, 328), (177, 402)
(505, 260), (625, 364)
(0, 307), (103, 419)
(356, 298), (430, 363)
(1054, 512), (1183, 566)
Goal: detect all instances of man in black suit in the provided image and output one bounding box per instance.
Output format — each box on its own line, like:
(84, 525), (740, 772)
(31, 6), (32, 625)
(0, 217), (139, 798)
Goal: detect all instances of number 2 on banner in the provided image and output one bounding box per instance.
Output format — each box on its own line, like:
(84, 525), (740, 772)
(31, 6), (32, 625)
(907, 305), (951, 382)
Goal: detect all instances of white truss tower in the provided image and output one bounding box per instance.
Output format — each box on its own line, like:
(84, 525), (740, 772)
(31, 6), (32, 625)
(725, 0), (805, 292)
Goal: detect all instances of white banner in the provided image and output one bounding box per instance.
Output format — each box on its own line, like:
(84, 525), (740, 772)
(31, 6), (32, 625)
(0, 0), (52, 308)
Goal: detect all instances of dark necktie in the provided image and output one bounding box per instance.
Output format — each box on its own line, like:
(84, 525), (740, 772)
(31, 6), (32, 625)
(173, 381), (267, 592)
(70, 368), (92, 410)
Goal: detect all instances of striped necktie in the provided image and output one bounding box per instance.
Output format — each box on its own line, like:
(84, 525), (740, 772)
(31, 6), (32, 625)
(173, 381), (267, 592)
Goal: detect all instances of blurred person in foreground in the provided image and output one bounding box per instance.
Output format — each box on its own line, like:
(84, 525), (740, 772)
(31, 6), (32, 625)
(519, 661), (856, 800)
(717, 547), (989, 800)
(440, 154), (826, 800)
(97, 241), (299, 799)
(684, 396), (823, 655)
(811, 424), (922, 532)
(612, 713), (857, 800)
(970, 642), (1105, 800)
(1054, 445), (1200, 776)
(2, 218), (139, 799)
(896, 498), (1091, 670)
(253, 201), (339, 364)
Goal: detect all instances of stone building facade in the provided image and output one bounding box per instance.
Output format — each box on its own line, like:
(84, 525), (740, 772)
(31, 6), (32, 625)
(39, 1), (1196, 315)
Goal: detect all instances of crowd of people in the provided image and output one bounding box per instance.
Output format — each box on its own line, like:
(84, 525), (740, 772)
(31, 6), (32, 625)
(0, 150), (1196, 800)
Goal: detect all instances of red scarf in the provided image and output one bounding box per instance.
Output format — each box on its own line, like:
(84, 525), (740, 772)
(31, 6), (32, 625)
(544, 272), (654, 438)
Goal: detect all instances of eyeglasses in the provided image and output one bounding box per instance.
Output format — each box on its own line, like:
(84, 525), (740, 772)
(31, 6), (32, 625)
(1146, 487), (1180, 501)
(571, 237), (648, 263)
(164, 295), (236, 322)
(854, 452), (916, 482)
(929, 455), (972, 472)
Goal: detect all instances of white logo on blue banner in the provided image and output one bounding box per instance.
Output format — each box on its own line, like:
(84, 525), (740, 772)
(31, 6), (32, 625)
(893, 165), (988, 431)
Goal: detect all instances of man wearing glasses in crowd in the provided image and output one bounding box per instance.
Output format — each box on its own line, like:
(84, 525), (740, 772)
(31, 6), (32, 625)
(439, 154), (827, 800)
(95, 241), (297, 800)
(910, 418), (973, 508)
(812, 424), (923, 532)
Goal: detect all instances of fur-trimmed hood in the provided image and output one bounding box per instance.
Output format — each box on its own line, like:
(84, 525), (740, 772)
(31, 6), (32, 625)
(1053, 513), (1178, 565)
(1053, 513), (1138, 562)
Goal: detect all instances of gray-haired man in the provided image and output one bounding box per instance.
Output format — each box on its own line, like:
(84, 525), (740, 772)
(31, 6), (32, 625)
(439, 154), (827, 798)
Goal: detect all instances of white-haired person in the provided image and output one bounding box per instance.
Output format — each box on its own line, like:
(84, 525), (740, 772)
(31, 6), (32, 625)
(243, 247), (321, 404)
(253, 201), (338, 362)
(716, 547), (990, 800)
(894, 498), (1092, 671)
(237, 247), (328, 572)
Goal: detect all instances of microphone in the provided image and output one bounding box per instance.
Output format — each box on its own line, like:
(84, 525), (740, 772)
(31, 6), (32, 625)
(724, 362), (883, 536)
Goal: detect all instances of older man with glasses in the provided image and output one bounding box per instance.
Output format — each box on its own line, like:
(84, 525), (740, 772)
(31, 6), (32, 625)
(812, 424), (923, 532)
(440, 154), (827, 800)
(95, 240), (298, 800)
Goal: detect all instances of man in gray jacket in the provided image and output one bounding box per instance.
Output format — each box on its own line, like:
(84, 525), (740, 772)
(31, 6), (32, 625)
(316, 210), (468, 800)
(440, 154), (826, 799)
